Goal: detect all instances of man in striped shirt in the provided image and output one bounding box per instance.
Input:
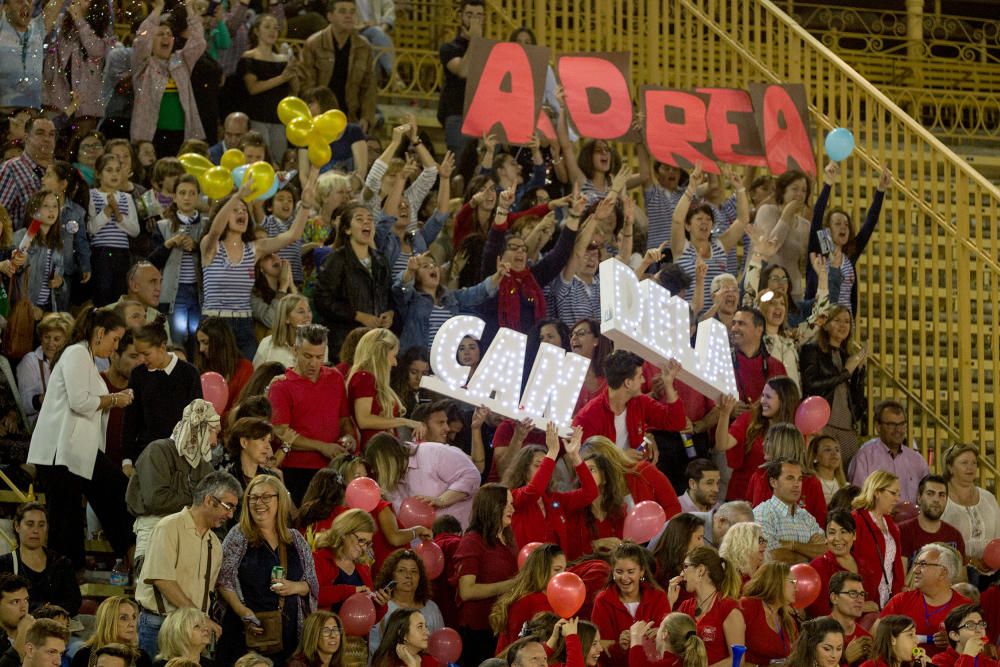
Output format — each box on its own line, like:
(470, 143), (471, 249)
(546, 240), (601, 327)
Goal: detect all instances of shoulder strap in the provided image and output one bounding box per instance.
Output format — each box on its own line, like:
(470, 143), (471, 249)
(860, 512), (892, 590)
(277, 542), (287, 612)
(202, 538), (213, 614)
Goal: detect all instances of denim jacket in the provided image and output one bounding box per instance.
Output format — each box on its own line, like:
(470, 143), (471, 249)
(12, 228), (66, 308)
(375, 211), (448, 277)
(392, 275), (497, 351)
(60, 201), (91, 277)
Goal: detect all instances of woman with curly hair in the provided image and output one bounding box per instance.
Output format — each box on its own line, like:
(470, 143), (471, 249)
(369, 550), (444, 654)
(718, 521), (766, 592)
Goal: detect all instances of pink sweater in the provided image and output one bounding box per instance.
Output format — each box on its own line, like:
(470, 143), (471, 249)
(43, 16), (116, 117)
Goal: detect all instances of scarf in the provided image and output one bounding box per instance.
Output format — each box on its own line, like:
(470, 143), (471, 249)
(171, 398), (221, 469)
(497, 268), (546, 330)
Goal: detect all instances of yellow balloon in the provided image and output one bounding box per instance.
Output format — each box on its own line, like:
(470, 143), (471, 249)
(277, 96), (311, 126)
(220, 148), (246, 172)
(201, 166), (234, 200)
(179, 153), (212, 178)
(245, 161), (276, 201)
(307, 137), (332, 168)
(286, 117), (314, 147)
(313, 109), (347, 143)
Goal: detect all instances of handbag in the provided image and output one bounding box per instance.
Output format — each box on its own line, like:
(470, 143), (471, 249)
(245, 543), (288, 655)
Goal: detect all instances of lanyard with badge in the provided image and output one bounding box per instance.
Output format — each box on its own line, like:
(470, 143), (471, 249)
(0, 14), (33, 92)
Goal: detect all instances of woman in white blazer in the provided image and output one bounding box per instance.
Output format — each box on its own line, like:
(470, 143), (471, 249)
(27, 306), (136, 569)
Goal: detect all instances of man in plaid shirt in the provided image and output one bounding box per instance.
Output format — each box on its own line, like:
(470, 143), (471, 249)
(0, 116), (55, 229)
(753, 458), (827, 564)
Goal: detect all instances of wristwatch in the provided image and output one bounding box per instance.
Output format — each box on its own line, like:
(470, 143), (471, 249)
(280, 443), (292, 454)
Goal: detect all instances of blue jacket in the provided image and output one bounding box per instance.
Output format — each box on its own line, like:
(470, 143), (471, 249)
(375, 211), (447, 277)
(392, 274), (497, 351)
(13, 228), (67, 309)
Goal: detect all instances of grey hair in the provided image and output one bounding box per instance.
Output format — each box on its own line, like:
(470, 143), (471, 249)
(716, 500), (754, 525)
(296, 323), (329, 347)
(916, 543), (960, 581)
(192, 471), (242, 506)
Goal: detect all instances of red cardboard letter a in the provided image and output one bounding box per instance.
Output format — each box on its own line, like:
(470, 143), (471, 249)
(461, 39), (546, 144)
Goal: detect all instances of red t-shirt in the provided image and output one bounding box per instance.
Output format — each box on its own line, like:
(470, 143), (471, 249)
(305, 502), (397, 576)
(562, 506), (625, 562)
(806, 551), (848, 618)
(226, 358), (254, 415)
(739, 596), (793, 665)
(269, 366), (351, 468)
(486, 419), (546, 483)
(881, 590), (971, 657)
(676, 596), (742, 666)
(896, 517), (967, 565)
(432, 532), (461, 629)
(840, 621), (871, 667)
(450, 531), (517, 631)
(733, 350), (786, 403)
(348, 370), (399, 450)
(725, 412), (763, 501)
(497, 591), (551, 653)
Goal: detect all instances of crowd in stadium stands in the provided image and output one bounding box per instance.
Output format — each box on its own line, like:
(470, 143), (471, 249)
(0, 0), (998, 664)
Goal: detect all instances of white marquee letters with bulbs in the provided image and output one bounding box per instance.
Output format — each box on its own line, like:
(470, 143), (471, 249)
(598, 258), (738, 400)
(420, 259), (737, 433)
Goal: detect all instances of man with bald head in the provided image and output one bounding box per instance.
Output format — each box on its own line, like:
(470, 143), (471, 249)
(208, 112), (250, 164)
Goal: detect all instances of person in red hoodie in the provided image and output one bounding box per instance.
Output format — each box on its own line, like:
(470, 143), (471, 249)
(933, 604), (1000, 667)
(582, 437), (682, 519)
(490, 543), (565, 653)
(313, 508), (392, 614)
(592, 543), (670, 667)
(851, 471), (905, 609)
(573, 351), (686, 466)
(505, 424), (597, 549)
(745, 422), (828, 527)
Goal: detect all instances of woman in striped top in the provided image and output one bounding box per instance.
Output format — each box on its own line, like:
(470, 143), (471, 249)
(88, 153), (139, 306)
(670, 163), (749, 310)
(199, 172), (313, 360)
(14, 190), (67, 313)
(150, 174), (204, 349)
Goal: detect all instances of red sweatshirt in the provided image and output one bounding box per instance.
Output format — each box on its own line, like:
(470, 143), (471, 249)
(573, 392), (686, 452)
(591, 584), (670, 667)
(626, 461), (682, 520)
(511, 456), (599, 550)
(496, 591), (552, 653)
(313, 548), (373, 610)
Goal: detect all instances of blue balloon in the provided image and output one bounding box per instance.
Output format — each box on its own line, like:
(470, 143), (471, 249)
(824, 128), (855, 162)
(232, 165), (248, 187)
(256, 177), (279, 201)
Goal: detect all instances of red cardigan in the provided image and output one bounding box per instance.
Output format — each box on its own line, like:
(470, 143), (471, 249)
(748, 470), (828, 528)
(573, 391), (686, 452)
(851, 509), (904, 604)
(511, 456), (599, 550)
(626, 461), (682, 520)
(496, 591), (552, 653)
(312, 548), (373, 610)
(591, 584), (670, 667)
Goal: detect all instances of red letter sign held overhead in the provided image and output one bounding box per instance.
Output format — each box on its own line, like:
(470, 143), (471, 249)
(461, 40), (548, 145)
(750, 83), (817, 176)
(642, 87), (719, 173)
(697, 88), (768, 168)
(557, 54), (634, 141)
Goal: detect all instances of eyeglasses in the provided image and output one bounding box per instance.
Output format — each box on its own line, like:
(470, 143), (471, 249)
(757, 537), (768, 546)
(879, 420), (907, 429)
(960, 621), (988, 631)
(506, 242), (528, 252)
(248, 493), (278, 506)
(912, 561), (945, 570)
(212, 496), (236, 512)
(570, 330), (593, 339)
(352, 534), (372, 549)
(681, 562), (695, 570)
(320, 626), (342, 637)
(836, 590), (867, 600)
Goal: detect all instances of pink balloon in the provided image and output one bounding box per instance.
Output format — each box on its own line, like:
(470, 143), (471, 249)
(414, 539), (445, 579)
(546, 572), (586, 618)
(517, 542), (544, 569)
(345, 477), (381, 512)
(984, 539), (1000, 570)
(398, 497), (436, 529)
(795, 396), (831, 435)
(200, 372), (229, 415)
(340, 593), (376, 635)
(623, 501), (666, 544)
(427, 627), (462, 664)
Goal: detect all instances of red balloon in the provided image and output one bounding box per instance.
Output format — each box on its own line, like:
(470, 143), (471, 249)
(518, 542), (544, 569)
(546, 571), (586, 618)
(398, 497), (436, 529)
(414, 539), (444, 579)
(893, 501), (918, 523)
(795, 396), (831, 436)
(790, 563), (822, 609)
(623, 501), (666, 544)
(984, 539), (1000, 570)
(340, 593), (376, 635)
(427, 627), (462, 663)
(345, 477), (381, 512)
(200, 372), (229, 415)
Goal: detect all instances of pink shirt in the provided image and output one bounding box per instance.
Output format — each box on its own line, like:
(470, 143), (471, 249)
(387, 442), (482, 529)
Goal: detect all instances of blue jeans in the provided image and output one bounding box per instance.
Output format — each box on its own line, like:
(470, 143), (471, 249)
(170, 283), (201, 348)
(222, 316), (258, 361)
(444, 115), (472, 158)
(138, 610), (164, 659)
(361, 26), (394, 78)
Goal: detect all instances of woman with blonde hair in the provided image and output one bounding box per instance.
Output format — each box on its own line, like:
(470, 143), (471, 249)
(669, 546), (744, 667)
(740, 562), (798, 665)
(254, 294), (322, 369)
(941, 443), (1000, 567)
(718, 522), (766, 590)
(312, 509), (388, 614)
(490, 543), (565, 652)
(810, 434), (847, 504)
(234, 653), (273, 667)
(217, 475), (318, 666)
(154, 608), (213, 666)
(348, 328), (424, 450)
(17, 311), (74, 427)
(628, 612), (709, 667)
(851, 470), (904, 607)
(286, 611), (344, 667)
(71, 596), (150, 667)
(362, 432), (481, 528)
(746, 422), (827, 526)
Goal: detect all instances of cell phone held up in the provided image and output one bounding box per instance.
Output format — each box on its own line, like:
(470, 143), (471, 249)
(817, 228), (835, 257)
